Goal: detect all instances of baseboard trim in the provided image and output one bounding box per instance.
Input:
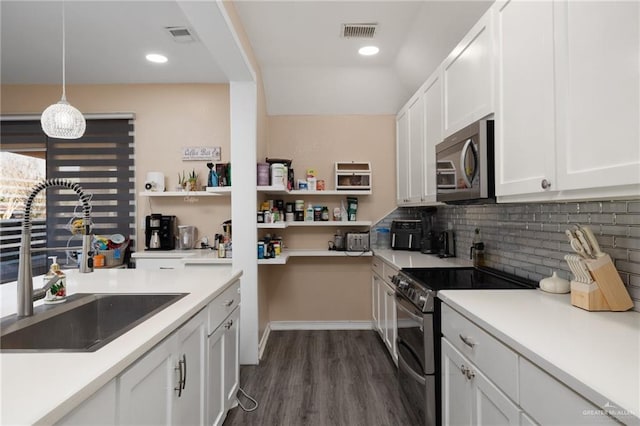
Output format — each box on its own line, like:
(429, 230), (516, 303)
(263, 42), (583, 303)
(258, 323), (271, 361)
(269, 320), (374, 331)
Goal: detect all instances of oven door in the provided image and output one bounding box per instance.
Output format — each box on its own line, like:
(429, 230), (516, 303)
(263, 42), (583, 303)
(396, 294), (435, 426)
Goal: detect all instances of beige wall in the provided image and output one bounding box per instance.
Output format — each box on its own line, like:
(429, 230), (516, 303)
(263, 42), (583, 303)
(1, 83), (232, 244)
(263, 115), (396, 323)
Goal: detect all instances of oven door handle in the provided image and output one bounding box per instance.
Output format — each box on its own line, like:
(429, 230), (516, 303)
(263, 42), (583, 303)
(397, 340), (426, 386)
(396, 296), (425, 324)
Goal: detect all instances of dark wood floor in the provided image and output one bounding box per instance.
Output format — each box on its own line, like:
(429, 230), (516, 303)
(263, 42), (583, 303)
(223, 329), (417, 426)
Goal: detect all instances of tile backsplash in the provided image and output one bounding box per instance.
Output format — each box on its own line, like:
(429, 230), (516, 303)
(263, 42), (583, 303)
(374, 200), (640, 312)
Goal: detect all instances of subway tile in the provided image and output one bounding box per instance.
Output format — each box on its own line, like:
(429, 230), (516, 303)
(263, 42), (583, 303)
(615, 260), (640, 275)
(615, 214), (640, 226)
(628, 227), (640, 238)
(600, 225), (631, 237)
(588, 213), (616, 225)
(567, 214), (590, 224)
(549, 213), (570, 223)
(601, 202), (628, 213)
(629, 251), (640, 263)
(629, 274), (640, 288)
(614, 237), (640, 250)
(579, 202), (603, 213)
(628, 202), (640, 213)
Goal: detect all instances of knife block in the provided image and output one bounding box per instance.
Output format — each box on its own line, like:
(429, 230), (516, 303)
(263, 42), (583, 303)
(584, 254), (633, 312)
(570, 281), (610, 311)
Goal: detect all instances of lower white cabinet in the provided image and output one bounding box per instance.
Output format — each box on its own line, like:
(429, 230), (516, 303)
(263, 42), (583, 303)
(118, 308), (208, 425)
(208, 306), (240, 426)
(134, 258), (185, 270)
(371, 258), (397, 364)
(441, 302), (620, 425)
(55, 380), (117, 426)
(442, 338), (520, 425)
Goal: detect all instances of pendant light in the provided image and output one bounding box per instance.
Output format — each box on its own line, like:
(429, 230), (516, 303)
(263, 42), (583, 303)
(41, 1), (86, 139)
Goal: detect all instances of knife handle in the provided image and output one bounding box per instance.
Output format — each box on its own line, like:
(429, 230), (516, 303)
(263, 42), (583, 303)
(580, 225), (604, 258)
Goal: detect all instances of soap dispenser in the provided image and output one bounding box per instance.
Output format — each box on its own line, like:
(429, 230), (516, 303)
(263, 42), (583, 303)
(44, 256), (67, 304)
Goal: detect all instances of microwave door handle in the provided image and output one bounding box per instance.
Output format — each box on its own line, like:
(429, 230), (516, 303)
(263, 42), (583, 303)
(392, 233), (396, 248)
(460, 138), (476, 189)
(409, 234), (413, 248)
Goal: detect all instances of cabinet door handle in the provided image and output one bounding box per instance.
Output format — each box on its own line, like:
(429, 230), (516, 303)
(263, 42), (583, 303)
(174, 355), (185, 397)
(159, 267), (175, 270)
(460, 364), (467, 376)
(224, 299), (234, 307)
(224, 319), (234, 329)
(465, 367), (475, 380)
(386, 291), (394, 296)
(541, 179), (551, 190)
(181, 354), (187, 391)
(459, 334), (476, 348)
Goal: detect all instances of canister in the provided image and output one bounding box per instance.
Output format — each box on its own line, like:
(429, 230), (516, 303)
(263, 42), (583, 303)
(270, 163), (286, 187)
(295, 200), (304, 211)
(257, 163), (269, 186)
(285, 212), (294, 222)
(286, 202), (294, 213)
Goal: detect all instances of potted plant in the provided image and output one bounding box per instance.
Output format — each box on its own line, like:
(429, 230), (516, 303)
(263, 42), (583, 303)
(187, 169), (198, 191)
(177, 171), (187, 191)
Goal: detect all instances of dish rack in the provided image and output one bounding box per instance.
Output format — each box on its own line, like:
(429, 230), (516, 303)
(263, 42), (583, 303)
(566, 253), (633, 312)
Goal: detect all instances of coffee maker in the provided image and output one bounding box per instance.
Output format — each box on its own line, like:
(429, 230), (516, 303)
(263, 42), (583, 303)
(419, 208), (438, 254)
(145, 214), (177, 250)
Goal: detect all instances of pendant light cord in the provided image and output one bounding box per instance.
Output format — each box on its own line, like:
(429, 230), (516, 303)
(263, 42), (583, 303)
(61, 1), (67, 102)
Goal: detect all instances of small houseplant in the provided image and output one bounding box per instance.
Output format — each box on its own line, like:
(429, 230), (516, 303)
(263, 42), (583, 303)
(187, 169), (198, 191)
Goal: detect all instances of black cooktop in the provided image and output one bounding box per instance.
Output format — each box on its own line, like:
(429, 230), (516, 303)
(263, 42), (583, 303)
(400, 267), (537, 291)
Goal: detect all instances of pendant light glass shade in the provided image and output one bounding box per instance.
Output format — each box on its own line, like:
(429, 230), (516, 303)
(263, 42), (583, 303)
(41, 98), (86, 139)
(41, 1), (85, 139)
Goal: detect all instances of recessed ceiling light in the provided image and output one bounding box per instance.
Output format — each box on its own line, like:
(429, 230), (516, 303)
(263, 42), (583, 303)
(146, 53), (168, 64)
(358, 46), (379, 56)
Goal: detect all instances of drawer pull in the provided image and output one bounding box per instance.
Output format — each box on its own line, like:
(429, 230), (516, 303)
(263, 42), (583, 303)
(224, 299), (234, 307)
(224, 319), (234, 329)
(459, 334), (476, 348)
(465, 367), (475, 380)
(460, 364), (467, 376)
(159, 267), (175, 270)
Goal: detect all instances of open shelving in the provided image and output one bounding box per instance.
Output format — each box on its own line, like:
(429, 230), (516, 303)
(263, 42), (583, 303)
(258, 220), (372, 229)
(257, 249), (372, 265)
(139, 187), (231, 197)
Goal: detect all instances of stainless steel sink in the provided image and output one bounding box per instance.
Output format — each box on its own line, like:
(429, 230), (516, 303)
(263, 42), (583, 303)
(0, 293), (187, 352)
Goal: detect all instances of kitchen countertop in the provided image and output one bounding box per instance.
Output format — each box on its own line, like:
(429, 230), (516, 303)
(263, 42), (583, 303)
(373, 248), (473, 269)
(131, 248), (232, 264)
(438, 289), (640, 425)
(0, 267), (241, 425)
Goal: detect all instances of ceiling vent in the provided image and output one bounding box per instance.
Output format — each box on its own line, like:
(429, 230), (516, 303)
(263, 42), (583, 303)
(341, 23), (377, 39)
(165, 26), (197, 43)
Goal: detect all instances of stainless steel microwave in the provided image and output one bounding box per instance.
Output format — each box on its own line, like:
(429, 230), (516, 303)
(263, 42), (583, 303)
(436, 119), (495, 204)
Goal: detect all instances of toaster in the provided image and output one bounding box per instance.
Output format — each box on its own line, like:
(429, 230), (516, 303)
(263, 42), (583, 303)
(391, 220), (422, 251)
(345, 232), (370, 252)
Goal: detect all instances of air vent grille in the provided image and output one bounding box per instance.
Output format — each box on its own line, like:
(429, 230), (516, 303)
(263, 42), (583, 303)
(164, 26), (197, 43)
(342, 23), (377, 39)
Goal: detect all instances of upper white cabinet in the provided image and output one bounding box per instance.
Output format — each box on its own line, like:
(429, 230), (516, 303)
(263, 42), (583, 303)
(554, 1), (640, 194)
(442, 9), (495, 137)
(396, 69), (442, 206)
(396, 109), (410, 205)
(496, 0), (640, 200)
(494, 0), (556, 197)
(408, 94), (426, 204)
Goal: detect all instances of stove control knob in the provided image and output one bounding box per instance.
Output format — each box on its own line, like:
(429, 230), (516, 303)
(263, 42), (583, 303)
(418, 295), (428, 304)
(397, 280), (409, 290)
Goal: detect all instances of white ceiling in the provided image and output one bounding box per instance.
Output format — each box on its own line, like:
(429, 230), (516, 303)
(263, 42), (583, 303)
(1, 0), (492, 115)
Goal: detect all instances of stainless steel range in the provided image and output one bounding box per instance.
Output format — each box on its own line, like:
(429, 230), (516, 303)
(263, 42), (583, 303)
(392, 267), (536, 426)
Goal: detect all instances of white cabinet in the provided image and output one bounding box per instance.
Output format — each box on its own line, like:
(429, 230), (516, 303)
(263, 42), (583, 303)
(55, 380), (117, 426)
(519, 357), (618, 425)
(396, 68), (442, 206)
(422, 71), (443, 203)
(554, 1), (640, 195)
(207, 319), (226, 426)
(443, 8), (495, 137)
(207, 306), (240, 426)
(442, 339), (520, 426)
(223, 307), (240, 409)
(174, 309), (208, 425)
(495, 0), (640, 200)
(118, 309), (207, 426)
(371, 257), (397, 364)
(396, 109), (410, 205)
(494, 0), (556, 197)
(134, 257), (185, 270)
(408, 94), (426, 204)
(117, 326), (179, 425)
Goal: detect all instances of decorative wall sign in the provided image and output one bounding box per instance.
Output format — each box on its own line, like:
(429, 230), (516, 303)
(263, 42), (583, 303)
(182, 146), (221, 161)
